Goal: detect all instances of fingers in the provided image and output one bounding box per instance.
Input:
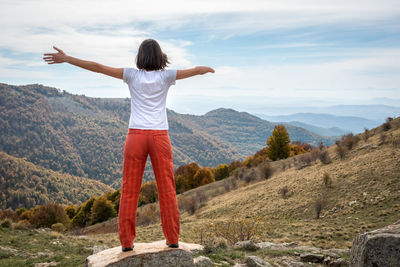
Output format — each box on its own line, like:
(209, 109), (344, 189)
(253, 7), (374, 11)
(53, 46), (63, 53)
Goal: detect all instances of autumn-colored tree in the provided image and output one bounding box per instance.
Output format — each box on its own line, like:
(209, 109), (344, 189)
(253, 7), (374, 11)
(139, 181), (158, 206)
(267, 125), (290, 161)
(228, 160), (243, 175)
(193, 167), (215, 188)
(175, 162), (201, 190)
(90, 196), (117, 224)
(213, 164), (229, 181)
(175, 175), (186, 194)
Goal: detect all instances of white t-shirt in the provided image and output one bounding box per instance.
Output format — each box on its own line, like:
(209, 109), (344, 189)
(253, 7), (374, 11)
(123, 68), (177, 130)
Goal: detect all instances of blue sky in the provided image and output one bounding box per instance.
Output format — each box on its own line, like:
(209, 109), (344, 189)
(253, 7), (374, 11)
(1, 0), (400, 115)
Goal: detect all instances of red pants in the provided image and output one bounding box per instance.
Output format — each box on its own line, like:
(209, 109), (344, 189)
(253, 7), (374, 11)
(118, 129), (180, 247)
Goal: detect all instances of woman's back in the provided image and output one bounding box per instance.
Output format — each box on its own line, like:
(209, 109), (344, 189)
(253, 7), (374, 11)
(123, 68), (177, 130)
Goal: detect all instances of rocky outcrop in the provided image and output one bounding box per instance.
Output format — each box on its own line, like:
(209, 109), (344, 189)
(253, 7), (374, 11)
(84, 240), (204, 267)
(350, 219), (400, 267)
(245, 255), (271, 267)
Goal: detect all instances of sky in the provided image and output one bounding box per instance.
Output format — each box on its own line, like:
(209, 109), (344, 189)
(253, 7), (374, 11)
(1, 0), (400, 115)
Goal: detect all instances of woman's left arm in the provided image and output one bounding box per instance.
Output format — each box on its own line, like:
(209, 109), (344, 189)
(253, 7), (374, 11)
(43, 46), (123, 79)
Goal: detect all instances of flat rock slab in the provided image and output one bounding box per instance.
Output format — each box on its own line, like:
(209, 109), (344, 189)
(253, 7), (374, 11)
(85, 240), (204, 267)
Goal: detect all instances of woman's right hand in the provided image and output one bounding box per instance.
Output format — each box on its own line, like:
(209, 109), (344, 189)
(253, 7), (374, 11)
(196, 66), (215, 75)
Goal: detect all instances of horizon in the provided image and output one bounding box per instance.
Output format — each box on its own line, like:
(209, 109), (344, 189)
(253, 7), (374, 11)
(1, 0), (400, 115)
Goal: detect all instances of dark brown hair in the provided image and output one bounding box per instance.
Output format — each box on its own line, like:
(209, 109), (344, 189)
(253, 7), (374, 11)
(136, 39), (169, 71)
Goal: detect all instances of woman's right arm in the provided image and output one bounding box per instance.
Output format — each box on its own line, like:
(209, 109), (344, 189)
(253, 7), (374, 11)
(176, 66), (215, 80)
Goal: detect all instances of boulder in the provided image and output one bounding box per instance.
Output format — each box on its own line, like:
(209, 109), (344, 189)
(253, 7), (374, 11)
(193, 256), (212, 267)
(84, 240), (203, 267)
(288, 262), (305, 267)
(300, 252), (324, 263)
(350, 219), (400, 267)
(245, 255), (271, 267)
(234, 240), (259, 251)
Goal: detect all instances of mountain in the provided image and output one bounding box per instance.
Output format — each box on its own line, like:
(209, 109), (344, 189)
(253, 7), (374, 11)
(0, 83), (334, 189)
(255, 112), (380, 134)
(283, 121), (347, 137)
(0, 151), (113, 210)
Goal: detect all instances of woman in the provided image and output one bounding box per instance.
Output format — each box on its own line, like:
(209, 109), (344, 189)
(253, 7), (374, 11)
(43, 39), (215, 252)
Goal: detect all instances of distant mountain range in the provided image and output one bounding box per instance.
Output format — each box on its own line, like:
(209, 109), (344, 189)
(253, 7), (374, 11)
(255, 113), (381, 134)
(0, 83), (335, 191)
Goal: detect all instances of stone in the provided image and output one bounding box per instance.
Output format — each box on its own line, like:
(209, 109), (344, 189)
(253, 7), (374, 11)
(245, 255), (271, 267)
(288, 262), (305, 267)
(193, 256), (212, 267)
(233, 240), (259, 251)
(350, 219), (400, 267)
(300, 252), (325, 263)
(34, 262), (58, 267)
(328, 258), (349, 267)
(84, 240), (203, 267)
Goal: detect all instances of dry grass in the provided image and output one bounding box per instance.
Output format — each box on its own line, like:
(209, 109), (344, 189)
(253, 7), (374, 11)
(82, 118), (400, 250)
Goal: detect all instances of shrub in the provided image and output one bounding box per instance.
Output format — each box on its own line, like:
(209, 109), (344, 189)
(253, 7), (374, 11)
(136, 203), (160, 226)
(178, 196), (200, 215)
(322, 173), (332, 188)
(335, 143), (347, 159)
(213, 164), (230, 181)
(0, 218), (12, 228)
(0, 208), (19, 222)
(318, 150), (331, 164)
(20, 210), (33, 221)
(279, 186), (289, 199)
(208, 216), (267, 245)
(193, 167), (215, 188)
(65, 205), (77, 219)
(341, 133), (359, 150)
(244, 170), (258, 184)
(380, 133), (387, 144)
(51, 222), (67, 232)
(362, 128), (370, 141)
(382, 117), (392, 131)
(298, 153), (314, 167)
(90, 196), (117, 225)
(139, 181), (158, 206)
(71, 197), (96, 227)
(14, 219), (31, 230)
(315, 199), (326, 219)
(16, 207), (27, 217)
(259, 162), (274, 179)
(30, 203), (69, 228)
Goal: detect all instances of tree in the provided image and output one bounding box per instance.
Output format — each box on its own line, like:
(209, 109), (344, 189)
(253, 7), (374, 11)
(213, 164), (229, 180)
(193, 167), (215, 188)
(90, 196), (117, 224)
(267, 125), (290, 161)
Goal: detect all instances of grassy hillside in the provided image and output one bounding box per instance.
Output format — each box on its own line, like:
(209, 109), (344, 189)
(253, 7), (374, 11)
(0, 151), (113, 210)
(81, 117), (400, 251)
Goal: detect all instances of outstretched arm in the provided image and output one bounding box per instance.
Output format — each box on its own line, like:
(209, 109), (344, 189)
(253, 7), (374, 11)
(176, 66), (215, 80)
(43, 46), (123, 79)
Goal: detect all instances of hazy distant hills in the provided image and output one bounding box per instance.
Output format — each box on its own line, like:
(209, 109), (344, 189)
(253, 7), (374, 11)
(0, 83), (334, 190)
(255, 113), (381, 134)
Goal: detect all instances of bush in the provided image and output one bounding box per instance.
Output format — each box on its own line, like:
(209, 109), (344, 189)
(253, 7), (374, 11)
(0, 208), (19, 222)
(322, 173), (332, 188)
(244, 170), (258, 184)
(90, 196), (117, 225)
(340, 133), (360, 150)
(16, 207), (27, 217)
(318, 150), (331, 164)
(178, 196), (200, 215)
(380, 133), (387, 144)
(297, 153), (314, 167)
(14, 219), (31, 230)
(0, 218), (12, 228)
(20, 210), (33, 221)
(51, 222), (67, 232)
(71, 197), (96, 227)
(65, 205), (77, 219)
(279, 186), (289, 199)
(213, 164), (230, 181)
(30, 203), (69, 228)
(207, 216), (267, 245)
(362, 128), (370, 141)
(314, 199), (326, 219)
(259, 162), (274, 179)
(382, 117), (393, 131)
(136, 203), (160, 226)
(139, 181), (158, 206)
(335, 143), (347, 159)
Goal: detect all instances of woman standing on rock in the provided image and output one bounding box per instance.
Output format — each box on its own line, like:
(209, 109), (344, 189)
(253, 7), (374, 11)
(43, 39), (215, 251)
